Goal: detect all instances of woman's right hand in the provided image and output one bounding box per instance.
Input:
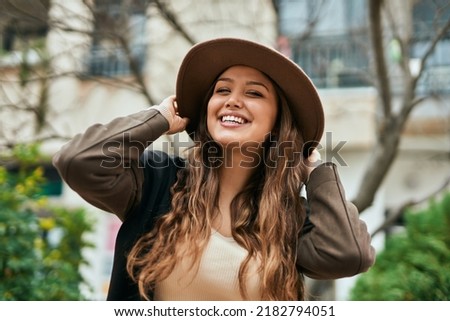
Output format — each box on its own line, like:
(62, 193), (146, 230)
(156, 95), (190, 134)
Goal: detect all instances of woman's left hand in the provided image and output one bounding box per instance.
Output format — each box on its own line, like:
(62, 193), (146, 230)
(305, 149), (322, 181)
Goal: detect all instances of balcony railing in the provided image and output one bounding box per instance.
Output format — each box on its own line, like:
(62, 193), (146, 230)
(290, 34), (371, 89)
(412, 39), (450, 95)
(416, 65), (450, 95)
(290, 35), (450, 95)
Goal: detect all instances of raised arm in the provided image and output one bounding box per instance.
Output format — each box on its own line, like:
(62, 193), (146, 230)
(297, 163), (375, 279)
(52, 108), (169, 220)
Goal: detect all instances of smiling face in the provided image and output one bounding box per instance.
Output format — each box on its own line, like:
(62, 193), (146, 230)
(206, 65), (279, 149)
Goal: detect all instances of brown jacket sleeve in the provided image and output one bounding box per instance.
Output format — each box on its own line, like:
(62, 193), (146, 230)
(297, 163), (375, 279)
(52, 109), (169, 221)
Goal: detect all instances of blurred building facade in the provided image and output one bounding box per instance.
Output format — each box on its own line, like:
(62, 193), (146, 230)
(278, 0), (450, 299)
(0, 0), (449, 300)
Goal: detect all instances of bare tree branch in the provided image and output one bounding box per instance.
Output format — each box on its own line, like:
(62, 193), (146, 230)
(298, 0), (328, 42)
(49, 0), (199, 105)
(353, 1), (450, 213)
(371, 175), (450, 237)
(369, 0), (392, 118)
(397, 17), (450, 126)
(152, 0), (196, 45)
(117, 35), (156, 106)
(382, 3), (412, 78)
(352, 120), (402, 211)
(271, 0), (281, 35)
(412, 17), (450, 87)
(0, 0), (50, 24)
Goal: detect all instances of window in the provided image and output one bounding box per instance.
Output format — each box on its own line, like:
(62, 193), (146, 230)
(0, 0), (50, 65)
(278, 0), (370, 88)
(291, 34), (371, 88)
(412, 0), (450, 40)
(84, 0), (148, 77)
(411, 0), (450, 94)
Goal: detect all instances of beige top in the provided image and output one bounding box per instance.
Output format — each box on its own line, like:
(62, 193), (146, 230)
(154, 230), (261, 301)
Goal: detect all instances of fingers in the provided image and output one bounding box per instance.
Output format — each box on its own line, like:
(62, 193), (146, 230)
(161, 95), (190, 135)
(308, 149), (322, 164)
(173, 100), (180, 116)
(305, 149), (322, 182)
(173, 116), (190, 133)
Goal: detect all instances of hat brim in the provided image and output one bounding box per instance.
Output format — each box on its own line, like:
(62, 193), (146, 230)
(175, 38), (324, 157)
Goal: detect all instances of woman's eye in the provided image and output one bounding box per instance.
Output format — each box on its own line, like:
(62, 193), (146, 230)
(247, 90), (263, 97)
(216, 87), (230, 94)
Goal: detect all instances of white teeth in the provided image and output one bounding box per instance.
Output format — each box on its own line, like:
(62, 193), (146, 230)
(221, 115), (246, 124)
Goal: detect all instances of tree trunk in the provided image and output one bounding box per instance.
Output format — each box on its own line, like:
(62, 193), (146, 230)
(352, 117), (402, 212)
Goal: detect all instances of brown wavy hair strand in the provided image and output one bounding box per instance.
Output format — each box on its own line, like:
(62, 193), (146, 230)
(127, 80), (308, 300)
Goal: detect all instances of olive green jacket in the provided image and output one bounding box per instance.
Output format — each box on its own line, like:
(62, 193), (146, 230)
(53, 108), (375, 300)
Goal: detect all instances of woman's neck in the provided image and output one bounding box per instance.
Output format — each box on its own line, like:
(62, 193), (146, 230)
(219, 166), (252, 200)
(219, 147), (259, 198)
(213, 148), (259, 237)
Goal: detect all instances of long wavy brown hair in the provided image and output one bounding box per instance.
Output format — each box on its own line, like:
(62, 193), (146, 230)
(127, 80), (309, 300)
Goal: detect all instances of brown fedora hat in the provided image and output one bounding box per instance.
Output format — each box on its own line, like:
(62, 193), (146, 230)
(175, 38), (324, 156)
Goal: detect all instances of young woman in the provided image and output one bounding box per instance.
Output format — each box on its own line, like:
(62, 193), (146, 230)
(53, 38), (375, 301)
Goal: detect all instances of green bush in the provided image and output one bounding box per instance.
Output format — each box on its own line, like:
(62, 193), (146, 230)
(351, 192), (450, 300)
(0, 145), (95, 300)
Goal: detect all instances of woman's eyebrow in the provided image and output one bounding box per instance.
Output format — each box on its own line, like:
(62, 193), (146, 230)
(216, 77), (233, 83)
(246, 80), (270, 91)
(216, 77), (270, 91)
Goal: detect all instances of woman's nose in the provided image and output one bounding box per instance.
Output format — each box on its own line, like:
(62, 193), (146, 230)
(225, 95), (242, 108)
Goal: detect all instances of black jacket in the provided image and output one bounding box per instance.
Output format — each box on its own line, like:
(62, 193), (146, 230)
(107, 150), (183, 300)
